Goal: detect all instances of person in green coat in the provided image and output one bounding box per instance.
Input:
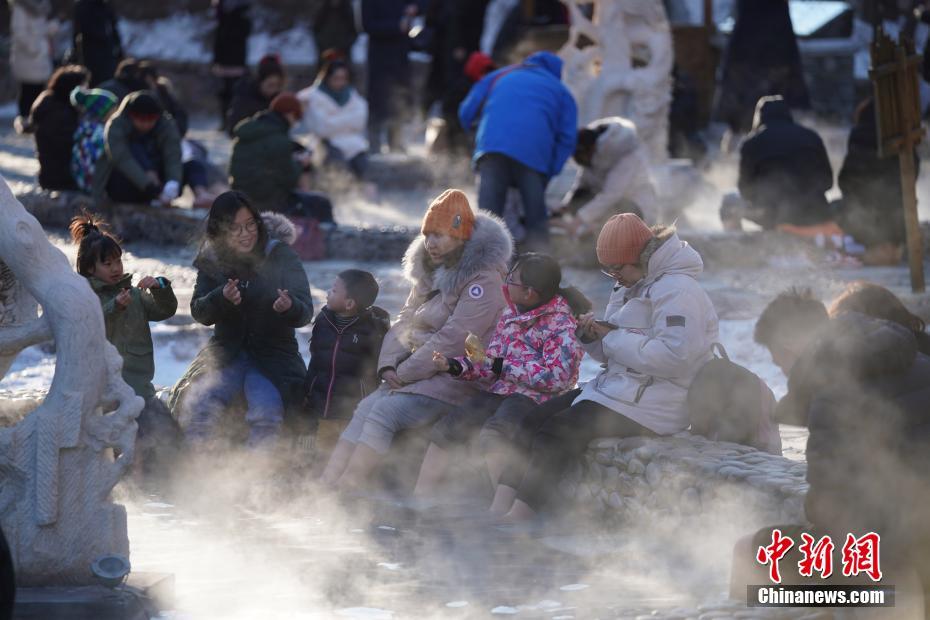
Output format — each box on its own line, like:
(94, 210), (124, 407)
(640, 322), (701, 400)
(169, 191), (315, 447)
(228, 91), (334, 222)
(92, 90), (183, 206)
(70, 212), (180, 474)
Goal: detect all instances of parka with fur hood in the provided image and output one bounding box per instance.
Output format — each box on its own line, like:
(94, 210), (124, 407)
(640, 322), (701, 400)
(577, 226), (719, 435)
(569, 117), (658, 227)
(378, 211), (513, 405)
(169, 212), (314, 431)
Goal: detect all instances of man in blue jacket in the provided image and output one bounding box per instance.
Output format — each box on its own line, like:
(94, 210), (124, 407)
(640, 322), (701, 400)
(459, 51), (578, 248)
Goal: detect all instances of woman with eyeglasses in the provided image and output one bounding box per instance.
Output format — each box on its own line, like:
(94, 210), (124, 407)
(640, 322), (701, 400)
(411, 252), (590, 502)
(169, 191), (314, 446)
(497, 213), (719, 523)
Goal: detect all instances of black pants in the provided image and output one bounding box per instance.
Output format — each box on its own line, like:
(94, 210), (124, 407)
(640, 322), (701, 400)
(18, 82), (44, 118)
(107, 138), (164, 203)
(501, 393), (655, 512)
(288, 191), (334, 224)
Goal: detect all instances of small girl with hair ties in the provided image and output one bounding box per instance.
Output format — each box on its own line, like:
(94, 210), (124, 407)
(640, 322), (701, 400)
(413, 252), (591, 500)
(70, 212), (179, 474)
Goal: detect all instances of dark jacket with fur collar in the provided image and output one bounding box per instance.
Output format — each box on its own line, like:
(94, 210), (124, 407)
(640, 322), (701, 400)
(378, 211), (513, 404)
(780, 314), (930, 558)
(169, 212), (314, 433)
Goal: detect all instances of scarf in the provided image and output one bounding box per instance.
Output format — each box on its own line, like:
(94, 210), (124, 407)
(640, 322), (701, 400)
(319, 83), (351, 107)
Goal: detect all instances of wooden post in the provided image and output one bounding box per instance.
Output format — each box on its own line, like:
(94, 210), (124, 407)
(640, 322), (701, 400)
(870, 28), (925, 292)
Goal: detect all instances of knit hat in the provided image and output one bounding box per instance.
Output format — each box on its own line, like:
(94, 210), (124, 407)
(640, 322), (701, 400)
(70, 87), (118, 120)
(421, 189), (475, 240)
(270, 92), (303, 120)
(257, 54), (285, 82)
(464, 52), (496, 82)
(125, 91), (163, 120)
(596, 213), (654, 266)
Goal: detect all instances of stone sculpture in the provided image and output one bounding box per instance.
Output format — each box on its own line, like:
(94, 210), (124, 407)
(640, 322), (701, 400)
(560, 0), (674, 163)
(0, 175), (141, 585)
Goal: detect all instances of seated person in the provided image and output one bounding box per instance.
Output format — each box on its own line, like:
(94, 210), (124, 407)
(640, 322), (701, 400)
(97, 58), (149, 103)
(298, 54), (369, 180)
(731, 289), (930, 610)
(28, 65), (89, 191)
(70, 87), (119, 194)
(837, 98), (917, 265)
(227, 54), (286, 138)
(494, 214), (720, 523)
(736, 96), (834, 231)
(229, 92), (334, 223)
(93, 91), (182, 206)
(828, 281), (930, 355)
(303, 270), (390, 468)
(554, 117), (658, 238)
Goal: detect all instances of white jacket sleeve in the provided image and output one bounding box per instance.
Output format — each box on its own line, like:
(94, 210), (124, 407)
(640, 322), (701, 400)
(601, 284), (707, 379)
(576, 156), (646, 228)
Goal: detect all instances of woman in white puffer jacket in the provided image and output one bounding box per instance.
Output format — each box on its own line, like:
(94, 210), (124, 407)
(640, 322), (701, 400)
(9, 0), (56, 130)
(495, 213), (719, 523)
(297, 56), (369, 179)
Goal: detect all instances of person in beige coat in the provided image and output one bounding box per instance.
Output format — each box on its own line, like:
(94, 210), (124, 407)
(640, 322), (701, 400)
(321, 189), (513, 489)
(9, 0), (57, 130)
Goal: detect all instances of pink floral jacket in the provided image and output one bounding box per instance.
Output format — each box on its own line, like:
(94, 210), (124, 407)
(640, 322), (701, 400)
(453, 295), (584, 403)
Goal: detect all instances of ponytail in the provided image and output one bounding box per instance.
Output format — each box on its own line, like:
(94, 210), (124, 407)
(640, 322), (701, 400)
(69, 211), (123, 277)
(558, 285), (592, 317)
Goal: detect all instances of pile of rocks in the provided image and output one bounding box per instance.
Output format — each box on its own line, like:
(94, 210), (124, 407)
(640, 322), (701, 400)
(571, 434), (808, 529)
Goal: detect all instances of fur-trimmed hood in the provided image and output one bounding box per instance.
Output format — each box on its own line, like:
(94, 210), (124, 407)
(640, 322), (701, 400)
(639, 224), (703, 282)
(402, 211), (513, 297)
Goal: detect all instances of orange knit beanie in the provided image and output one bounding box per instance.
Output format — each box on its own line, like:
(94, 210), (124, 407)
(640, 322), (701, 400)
(421, 189), (475, 240)
(596, 213), (655, 266)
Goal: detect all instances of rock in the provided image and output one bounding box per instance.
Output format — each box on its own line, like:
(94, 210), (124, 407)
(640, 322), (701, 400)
(604, 466), (620, 488)
(633, 445), (656, 462)
(608, 492), (624, 509)
(627, 458), (646, 475)
(595, 450), (614, 465)
(645, 461), (663, 488)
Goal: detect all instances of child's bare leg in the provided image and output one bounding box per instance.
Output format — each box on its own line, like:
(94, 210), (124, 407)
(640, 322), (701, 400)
(320, 439), (355, 486)
(488, 484), (517, 516)
(412, 442), (451, 497)
(484, 451), (510, 488)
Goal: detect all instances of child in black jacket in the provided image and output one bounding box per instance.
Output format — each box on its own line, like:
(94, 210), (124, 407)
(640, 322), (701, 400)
(305, 269), (390, 466)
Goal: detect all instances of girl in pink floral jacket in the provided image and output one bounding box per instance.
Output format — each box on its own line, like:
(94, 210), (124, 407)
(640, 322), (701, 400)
(412, 253), (590, 499)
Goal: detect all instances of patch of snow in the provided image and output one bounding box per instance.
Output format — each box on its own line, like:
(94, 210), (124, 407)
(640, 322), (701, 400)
(0, 103), (19, 120)
(335, 608), (393, 620)
(558, 584), (589, 592)
(376, 562), (401, 571)
(445, 601), (469, 608)
(119, 15), (212, 63)
(491, 606), (519, 615)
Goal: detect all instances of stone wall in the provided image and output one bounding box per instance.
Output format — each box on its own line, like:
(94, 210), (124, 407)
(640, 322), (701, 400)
(798, 39), (859, 122)
(568, 434), (808, 533)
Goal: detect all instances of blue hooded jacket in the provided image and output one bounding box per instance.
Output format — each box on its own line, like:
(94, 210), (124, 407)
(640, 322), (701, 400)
(459, 51), (578, 178)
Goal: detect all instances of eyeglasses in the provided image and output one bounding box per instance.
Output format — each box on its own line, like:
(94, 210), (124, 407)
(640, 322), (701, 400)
(228, 220), (258, 236)
(600, 266), (625, 280)
(505, 276), (534, 292)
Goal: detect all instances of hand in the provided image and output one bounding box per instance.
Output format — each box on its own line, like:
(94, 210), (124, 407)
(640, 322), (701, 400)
(432, 351), (450, 372)
(578, 312), (612, 341)
(452, 47), (466, 62)
(115, 288), (132, 310)
(137, 276), (159, 290)
(273, 289), (292, 313)
(381, 369), (404, 390)
(223, 279), (241, 305)
(159, 180), (180, 204)
(404, 3), (419, 16)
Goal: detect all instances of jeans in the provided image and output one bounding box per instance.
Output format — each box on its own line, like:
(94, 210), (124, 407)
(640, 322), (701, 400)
(324, 143), (368, 180)
(185, 353), (285, 446)
(500, 393), (655, 512)
(477, 153), (549, 248)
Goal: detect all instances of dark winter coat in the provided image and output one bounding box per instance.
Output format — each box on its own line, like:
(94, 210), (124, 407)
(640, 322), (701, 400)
(838, 99), (917, 247)
(226, 77), (275, 137)
(715, 0), (809, 133)
(213, 0), (252, 68)
(89, 274), (178, 400)
(93, 92), (183, 203)
(776, 314), (930, 562)
(169, 213), (314, 430)
(312, 0), (357, 61)
(73, 0), (123, 87)
(304, 306), (391, 421)
(229, 110), (301, 212)
(424, 0), (489, 109)
(96, 77), (142, 103)
(362, 0), (414, 122)
(738, 98), (833, 229)
(29, 89), (80, 190)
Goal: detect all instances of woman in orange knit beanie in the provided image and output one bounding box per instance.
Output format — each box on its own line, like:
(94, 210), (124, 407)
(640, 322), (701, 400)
(321, 189), (514, 489)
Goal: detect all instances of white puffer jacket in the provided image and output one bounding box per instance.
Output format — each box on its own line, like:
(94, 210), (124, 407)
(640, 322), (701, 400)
(576, 228), (719, 435)
(297, 84), (369, 160)
(10, 3), (54, 83)
(570, 116), (658, 226)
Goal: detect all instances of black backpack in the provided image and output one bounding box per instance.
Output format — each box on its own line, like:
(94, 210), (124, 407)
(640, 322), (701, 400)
(688, 343), (780, 454)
